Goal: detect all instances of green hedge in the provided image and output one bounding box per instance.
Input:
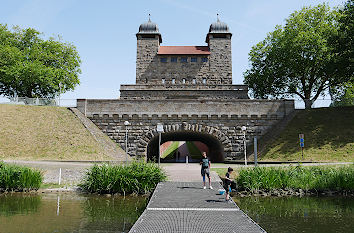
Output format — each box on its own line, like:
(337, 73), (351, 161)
(79, 161), (167, 194)
(237, 165), (354, 192)
(0, 162), (43, 191)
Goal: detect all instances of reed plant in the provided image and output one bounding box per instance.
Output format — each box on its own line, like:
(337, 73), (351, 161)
(237, 165), (354, 192)
(0, 162), (43, 191)
(79, 160), (167, 194)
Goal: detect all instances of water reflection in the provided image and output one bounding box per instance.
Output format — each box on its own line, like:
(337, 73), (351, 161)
(0, 193), (147, 233)
(234, 196), (354, 233)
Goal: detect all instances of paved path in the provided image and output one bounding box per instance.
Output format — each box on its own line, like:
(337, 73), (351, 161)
(129, 182), (265, 233)
(162, 163), (222, 182)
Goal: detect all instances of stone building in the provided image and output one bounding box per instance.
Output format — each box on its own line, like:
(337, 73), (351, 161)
(121, 16), (248, 100)
(77, 17), (295, 162)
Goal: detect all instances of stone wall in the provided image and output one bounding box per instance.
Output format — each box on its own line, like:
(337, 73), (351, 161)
(77, 99), (294, 161)
(136, 35), (160, 84)
(119, 84), (249, 99)
(208, 35), (232, 85)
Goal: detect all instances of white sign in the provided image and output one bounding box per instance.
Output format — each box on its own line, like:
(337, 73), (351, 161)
(157, 124), (164, 133)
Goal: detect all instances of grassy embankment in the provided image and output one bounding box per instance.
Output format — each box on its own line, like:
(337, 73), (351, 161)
(79, 161), (166, 194)
(0, 162), (42, 191)
(212, 165), (354, 192)
(0, 104), (113, 160)
(259, 106), (354, 162)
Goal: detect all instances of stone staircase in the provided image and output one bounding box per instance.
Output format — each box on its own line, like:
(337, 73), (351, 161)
(70, 108), (129, 161)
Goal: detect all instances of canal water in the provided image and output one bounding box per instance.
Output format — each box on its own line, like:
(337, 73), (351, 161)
(0, 193), (147, 233)
(234, 196), (354, 233)
(1, 193), (353, 233)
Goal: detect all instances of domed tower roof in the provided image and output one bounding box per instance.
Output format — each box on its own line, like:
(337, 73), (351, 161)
(206, 14), (232, 43)
(209, 19), (229, 33)
(136, 15), (162, 43)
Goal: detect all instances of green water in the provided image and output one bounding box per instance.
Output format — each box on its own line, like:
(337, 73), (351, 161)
(0, 193), (147, 233)
(1, 193), (353, 233)
(234, 196), (354, 233)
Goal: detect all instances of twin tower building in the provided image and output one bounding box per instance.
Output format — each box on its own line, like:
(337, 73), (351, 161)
(77, 16), (295, 161)
(120, 17), (249, 100)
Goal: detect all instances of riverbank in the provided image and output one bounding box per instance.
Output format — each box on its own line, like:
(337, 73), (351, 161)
(213, 164), (354, 197)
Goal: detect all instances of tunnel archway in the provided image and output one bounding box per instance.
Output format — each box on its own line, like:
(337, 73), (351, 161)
(147, 131), (224, 162)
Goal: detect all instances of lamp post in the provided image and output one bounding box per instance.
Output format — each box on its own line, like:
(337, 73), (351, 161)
(241, 126), (247, 166)
(124, 121), (130, 164)
(58, 83), (62, 106)
(156, 123), (164, 167)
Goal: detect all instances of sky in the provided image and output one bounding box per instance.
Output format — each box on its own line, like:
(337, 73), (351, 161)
(0, 0), (346, 103)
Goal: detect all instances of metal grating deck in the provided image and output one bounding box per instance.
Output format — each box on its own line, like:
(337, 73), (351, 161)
(129, 182), (266, 233)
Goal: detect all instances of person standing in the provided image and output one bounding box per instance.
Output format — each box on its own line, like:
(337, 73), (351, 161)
(200, 152), (213, 189)
(224, 167), (233, 201)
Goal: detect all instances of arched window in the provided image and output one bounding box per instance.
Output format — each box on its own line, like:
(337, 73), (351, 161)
(182, 79), (186, 84)
(202, 78), (206, 84)
(192, 78), (196, 84)
(172, 78), (175, 84)
(162, 78), (165, 84)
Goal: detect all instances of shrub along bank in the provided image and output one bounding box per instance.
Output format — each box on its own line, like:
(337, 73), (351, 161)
(236, 165), (354, 195)
(0, 162), (43, 191)
(79, 161), (167, 194)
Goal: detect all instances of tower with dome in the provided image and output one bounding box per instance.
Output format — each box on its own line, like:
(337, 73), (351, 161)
(120, 16), (249, 100)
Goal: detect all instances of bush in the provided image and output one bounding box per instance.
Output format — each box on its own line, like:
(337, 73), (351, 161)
(237, 165), (354, 192)
(0, 162), (43, 191)
(79, 161), (167, 194)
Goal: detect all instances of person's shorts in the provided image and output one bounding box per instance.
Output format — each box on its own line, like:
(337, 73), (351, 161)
(224, 184), (231, 194)
(201, 167), (210, 177)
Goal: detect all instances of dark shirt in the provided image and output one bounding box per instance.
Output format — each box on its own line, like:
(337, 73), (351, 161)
(201, 158), (209, 168)
(225, 172), (231, 185)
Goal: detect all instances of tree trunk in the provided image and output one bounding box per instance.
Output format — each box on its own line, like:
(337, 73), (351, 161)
(304, 99), (313, 109)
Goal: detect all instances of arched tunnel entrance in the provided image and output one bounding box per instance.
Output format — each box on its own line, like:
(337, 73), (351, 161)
(147, 131), (224, 162)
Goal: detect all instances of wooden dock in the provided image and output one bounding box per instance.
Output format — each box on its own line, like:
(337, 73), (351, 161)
(129, 182), (266, 233)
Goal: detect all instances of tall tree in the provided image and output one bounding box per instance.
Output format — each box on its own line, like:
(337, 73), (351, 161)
(0, 25), (81, 99)
(330, 0), (354, 106)
(244, 4), (351, 109)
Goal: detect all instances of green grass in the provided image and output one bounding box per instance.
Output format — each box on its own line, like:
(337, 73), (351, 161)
(260, 106), (354, 162)
(186, 141), (202, 160)
(0, 104), (113, 161)
(161, 141), (179, 159)
(0, 162), (43, 191)
(79, 160), (167, 194)
(236, 165), (354, 192)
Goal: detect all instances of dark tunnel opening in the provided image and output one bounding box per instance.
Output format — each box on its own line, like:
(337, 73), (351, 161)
(147, 131), (224, 162)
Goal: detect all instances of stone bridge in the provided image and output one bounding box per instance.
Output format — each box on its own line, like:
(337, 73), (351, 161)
(77, 98), (294, 162)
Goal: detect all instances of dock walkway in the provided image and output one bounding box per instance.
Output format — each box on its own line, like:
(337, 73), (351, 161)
(129, 182), (265, 233)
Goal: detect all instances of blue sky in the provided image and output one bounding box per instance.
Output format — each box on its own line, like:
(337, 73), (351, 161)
(0, 0), (345, 101)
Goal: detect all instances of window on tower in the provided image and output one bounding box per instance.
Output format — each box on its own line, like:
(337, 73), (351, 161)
(203, 78), (207, 84)
(181, 57), (188, 63)
(172, 78), (175, 84)
(182, 78), (186, 84)
(162, 78), (165, 84)
(192, 78), (196, 84)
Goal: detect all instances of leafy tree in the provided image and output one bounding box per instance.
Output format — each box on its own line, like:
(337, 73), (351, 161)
(244, 4), (351, 109)
(0, 25), (81, 98)
(330, 0), (354, 106)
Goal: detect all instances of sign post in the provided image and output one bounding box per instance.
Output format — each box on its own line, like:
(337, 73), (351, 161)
(254, 137), (258, 167)
(156, 123), (164, 167)
(299, 134), (304, 160)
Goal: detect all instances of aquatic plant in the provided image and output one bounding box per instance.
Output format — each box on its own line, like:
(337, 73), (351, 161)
(79, 160), (167, 194)
(236, 165), (354, 192)
(0, 162), (43, 191)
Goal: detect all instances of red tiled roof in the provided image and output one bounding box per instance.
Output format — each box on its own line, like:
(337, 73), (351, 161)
(158, 46), (210, 55)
